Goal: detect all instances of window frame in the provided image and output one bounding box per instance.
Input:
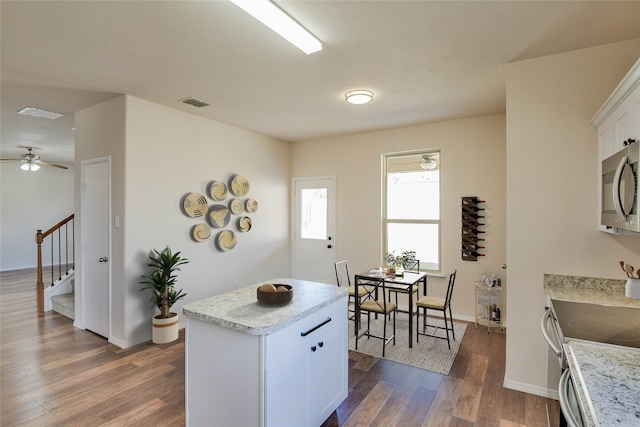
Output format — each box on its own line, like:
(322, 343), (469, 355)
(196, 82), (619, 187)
(382, 149), (441, 273)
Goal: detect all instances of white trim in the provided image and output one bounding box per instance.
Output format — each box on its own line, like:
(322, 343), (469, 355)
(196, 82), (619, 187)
(591, 57), (640, 127)
(503, 378), (559, 401)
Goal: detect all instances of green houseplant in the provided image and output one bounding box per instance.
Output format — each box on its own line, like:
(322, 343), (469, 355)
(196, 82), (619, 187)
(139, 246), (189, 344)
(385, 250), (417, 276)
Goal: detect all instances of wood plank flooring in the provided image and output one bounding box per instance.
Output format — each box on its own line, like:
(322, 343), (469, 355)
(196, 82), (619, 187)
(1, 268), (560, 426)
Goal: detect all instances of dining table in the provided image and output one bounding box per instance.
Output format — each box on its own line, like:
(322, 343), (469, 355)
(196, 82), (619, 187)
(354, 269), (428, 348)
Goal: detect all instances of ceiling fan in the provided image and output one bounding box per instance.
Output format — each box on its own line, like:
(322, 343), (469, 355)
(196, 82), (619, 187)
(0, 147), (68, 171)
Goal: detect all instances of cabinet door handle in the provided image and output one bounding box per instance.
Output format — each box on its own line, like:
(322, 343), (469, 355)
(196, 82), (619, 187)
(311, 346), (317, 352)
(301, 317), (331, 337)
(318, 341), (324, 348)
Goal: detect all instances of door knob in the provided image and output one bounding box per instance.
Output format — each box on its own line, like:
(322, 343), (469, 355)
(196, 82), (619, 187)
(99, 257), (108, 263)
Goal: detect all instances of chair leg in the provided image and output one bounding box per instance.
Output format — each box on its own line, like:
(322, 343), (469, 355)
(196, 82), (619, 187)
(443, 310), (451, 349)
(449, 305), (455, 341)
(382, 312), (387, 357)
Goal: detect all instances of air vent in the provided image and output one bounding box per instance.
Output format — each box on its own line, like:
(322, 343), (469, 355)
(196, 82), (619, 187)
(181, 97), (210, 108)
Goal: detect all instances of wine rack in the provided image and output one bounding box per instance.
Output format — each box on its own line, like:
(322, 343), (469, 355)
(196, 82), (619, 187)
(461, 196), (485, 261)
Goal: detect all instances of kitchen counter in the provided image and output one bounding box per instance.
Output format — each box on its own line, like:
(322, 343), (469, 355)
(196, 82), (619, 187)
(544, 274), (640, 309)
(183, 277), (348, 335)
(564, 340), (640, 426)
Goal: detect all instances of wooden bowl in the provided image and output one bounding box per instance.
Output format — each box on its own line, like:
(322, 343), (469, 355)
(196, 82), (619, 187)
(257, 284), (293, 306)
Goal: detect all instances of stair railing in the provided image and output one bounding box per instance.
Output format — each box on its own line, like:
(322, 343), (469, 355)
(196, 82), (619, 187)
(36, 214), (75, 312)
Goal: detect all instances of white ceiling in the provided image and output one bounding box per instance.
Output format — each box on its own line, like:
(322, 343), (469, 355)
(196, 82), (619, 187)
(2, 1), (640, 166)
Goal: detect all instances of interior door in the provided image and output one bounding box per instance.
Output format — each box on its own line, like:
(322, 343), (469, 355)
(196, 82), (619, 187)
(82, 158), (111, 338)
(293, 177), (335, 283)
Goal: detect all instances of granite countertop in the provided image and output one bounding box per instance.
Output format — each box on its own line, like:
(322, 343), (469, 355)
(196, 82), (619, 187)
(564, 340), (640, 426)
(183, 278), (348, 336)
(544, 274), (640, 309)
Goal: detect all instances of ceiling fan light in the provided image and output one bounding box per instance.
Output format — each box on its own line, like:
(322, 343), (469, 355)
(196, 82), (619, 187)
(20, 163), (30, 171)
(30, 163), (40, 171)
(345, 90), (373, 105)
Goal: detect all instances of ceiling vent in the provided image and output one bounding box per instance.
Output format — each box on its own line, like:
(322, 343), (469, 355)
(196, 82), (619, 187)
(181, 97), (210, 108)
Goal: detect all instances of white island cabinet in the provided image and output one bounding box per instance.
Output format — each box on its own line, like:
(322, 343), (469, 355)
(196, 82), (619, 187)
(183, 278), (348, 427)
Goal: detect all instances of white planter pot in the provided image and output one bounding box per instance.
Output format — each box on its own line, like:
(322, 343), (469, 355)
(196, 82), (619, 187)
(152, 313), (179, 344)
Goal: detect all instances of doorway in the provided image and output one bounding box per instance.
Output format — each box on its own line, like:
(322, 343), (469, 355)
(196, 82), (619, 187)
(292, 177), (335, 283)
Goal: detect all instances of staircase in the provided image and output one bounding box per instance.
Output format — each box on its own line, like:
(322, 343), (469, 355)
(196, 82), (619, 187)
(46, 273), (75, 320)
(51, 292), (75, 320)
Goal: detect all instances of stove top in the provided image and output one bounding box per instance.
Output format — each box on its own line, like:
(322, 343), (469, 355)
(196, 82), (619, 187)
(551, 299), (640, 349)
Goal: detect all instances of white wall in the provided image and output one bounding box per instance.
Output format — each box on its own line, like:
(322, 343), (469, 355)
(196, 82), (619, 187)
(75, 95), (291, 347)
(504, 39), (640, 397)
(0, 162), (74, 271)
(291, 114), (507, 323)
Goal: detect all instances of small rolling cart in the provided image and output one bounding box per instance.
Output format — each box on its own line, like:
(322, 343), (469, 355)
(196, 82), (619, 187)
(474, 280), (504, 333)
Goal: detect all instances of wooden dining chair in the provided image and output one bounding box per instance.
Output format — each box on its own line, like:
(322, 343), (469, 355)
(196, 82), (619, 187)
(356, 278), (396, 357)
(334, 260), (371, 323)
(387, 259), (420, 316)
(416, 270), (457, 349)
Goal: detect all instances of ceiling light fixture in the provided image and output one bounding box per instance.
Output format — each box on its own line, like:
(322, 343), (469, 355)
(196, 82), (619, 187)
(230, 0), (322, 55)
(20, 162), (40, 172)
(17, 106), (65, 120)
(345, 90), (373, 105)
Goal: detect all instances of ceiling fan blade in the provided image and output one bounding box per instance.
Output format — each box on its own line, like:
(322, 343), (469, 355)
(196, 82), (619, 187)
(37, 160), (68, 170)
(0, 158), (22, 162)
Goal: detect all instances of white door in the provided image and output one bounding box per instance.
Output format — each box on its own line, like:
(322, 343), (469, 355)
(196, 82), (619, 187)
(293, 177), (335, 282)
(82, 159), (111, 338)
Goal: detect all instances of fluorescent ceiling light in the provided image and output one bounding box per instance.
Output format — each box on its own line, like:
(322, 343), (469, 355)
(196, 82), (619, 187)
(345, 90), (373, 105)
(230, 0), (322, 55)
(17, 106), (65, 120)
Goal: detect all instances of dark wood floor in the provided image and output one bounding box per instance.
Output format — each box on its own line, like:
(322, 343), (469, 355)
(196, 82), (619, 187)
(1, 268), (559, 426)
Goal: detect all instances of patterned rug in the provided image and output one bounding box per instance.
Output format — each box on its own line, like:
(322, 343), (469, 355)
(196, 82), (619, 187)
(348, 315), (467, 375)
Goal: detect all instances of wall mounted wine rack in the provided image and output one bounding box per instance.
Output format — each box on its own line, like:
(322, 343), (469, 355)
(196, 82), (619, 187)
(461, 196), (485, 261)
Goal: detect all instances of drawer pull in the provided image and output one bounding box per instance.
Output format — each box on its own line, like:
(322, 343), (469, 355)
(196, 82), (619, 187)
(301, 317), (332, 337)
(318, 341), (324, 348)
(311, 346), (317, 352)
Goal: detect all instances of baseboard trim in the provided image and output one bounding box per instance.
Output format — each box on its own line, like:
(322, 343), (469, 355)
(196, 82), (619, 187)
(503, 379), (559, 400)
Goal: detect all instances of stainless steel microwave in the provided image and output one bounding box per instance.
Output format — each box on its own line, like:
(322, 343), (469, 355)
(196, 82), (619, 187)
(601, 141), (639, 232)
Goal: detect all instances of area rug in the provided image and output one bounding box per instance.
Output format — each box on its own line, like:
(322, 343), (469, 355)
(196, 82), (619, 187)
(348, 316), (467, 375)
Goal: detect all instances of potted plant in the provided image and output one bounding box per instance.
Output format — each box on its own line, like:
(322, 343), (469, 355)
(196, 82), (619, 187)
(139, 246), (189, 344)
(385, 250), (417, 276)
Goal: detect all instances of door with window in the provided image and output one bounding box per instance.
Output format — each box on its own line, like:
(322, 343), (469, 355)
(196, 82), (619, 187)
(292, 177), (335, 282)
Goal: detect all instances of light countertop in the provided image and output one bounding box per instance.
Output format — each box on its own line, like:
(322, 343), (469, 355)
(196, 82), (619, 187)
(183, 278), (347, 336)
(544, 274), (640, 309)
(564, 340), (640, 426)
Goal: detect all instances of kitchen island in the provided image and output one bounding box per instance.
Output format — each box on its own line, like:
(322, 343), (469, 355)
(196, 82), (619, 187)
(183, 278), (348, 427)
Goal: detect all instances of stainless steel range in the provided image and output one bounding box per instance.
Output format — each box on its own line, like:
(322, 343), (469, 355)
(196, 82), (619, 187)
(551, 299), (640, 349)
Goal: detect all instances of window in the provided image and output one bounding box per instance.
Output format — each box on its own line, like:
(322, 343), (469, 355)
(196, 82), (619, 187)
(383, 151), (440, 272)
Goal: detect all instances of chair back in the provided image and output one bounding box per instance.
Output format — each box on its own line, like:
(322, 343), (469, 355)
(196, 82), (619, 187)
(406, 259), (420, 272)
(335, 260), (351, 288)
(361, 278), (390, 313)
(444, 270), (457, 307)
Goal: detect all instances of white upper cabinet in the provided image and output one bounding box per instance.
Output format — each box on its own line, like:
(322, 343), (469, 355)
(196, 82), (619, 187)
(592, 58), (640, 159)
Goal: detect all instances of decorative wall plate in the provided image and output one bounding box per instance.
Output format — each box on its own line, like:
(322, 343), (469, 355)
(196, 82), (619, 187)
(229, 175), (250, 196)
(209, 181), (228, 201)
(191, 223), (211, 242)
(216, 230), (237, 252)
(183, 193), (208, 218)
(245, 198), (258, 213)
(229, 198), (244, 215)
(208, 205), (231, 228)
(237, 216), (252, 232)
